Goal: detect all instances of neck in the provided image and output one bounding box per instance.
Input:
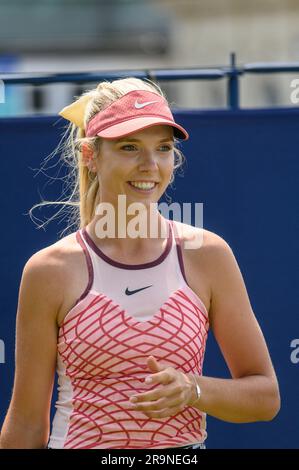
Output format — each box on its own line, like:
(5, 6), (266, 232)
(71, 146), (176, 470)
(87, 209), (169, 254)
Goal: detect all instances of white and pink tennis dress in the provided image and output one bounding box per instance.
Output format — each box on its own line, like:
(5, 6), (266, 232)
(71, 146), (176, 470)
(48, 219), (209, 449)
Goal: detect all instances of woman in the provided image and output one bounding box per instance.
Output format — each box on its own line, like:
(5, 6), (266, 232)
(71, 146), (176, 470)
(0, 78), (280, 449)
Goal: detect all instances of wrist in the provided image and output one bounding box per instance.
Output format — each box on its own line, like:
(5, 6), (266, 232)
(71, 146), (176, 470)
(185, 373), (202, 407)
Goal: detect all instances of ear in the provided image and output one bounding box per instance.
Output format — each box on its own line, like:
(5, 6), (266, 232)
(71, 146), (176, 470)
(82, 142), (96, 172)
(82, 142), (94, 163)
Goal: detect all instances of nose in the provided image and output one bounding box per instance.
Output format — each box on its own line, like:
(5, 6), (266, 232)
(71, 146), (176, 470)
(137, 148), (158, 172)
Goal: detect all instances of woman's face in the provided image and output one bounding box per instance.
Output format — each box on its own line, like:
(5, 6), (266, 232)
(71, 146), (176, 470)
(94, 125), (175, 207)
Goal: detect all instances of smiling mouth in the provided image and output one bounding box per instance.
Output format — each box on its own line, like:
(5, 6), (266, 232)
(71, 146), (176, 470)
(128, 181), (158, 191)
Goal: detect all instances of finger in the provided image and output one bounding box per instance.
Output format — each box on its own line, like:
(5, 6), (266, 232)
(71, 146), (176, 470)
(144, 370), (175, 386)
(131, 393), (183, 411)
(147, 356), (164, 373)
(130, 384), (184, 403)
(130, 389), (169, 404)
(130, 383), (183, 404)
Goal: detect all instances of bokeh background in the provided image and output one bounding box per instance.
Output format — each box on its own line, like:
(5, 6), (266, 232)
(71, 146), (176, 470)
(2, 0), (299, 115)
(0, 0), (298, 449)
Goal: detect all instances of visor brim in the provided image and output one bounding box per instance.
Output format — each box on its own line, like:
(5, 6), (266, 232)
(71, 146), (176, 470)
(96, 117), (189, 141)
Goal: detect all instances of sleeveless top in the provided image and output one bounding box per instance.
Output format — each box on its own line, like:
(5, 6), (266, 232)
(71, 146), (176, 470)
(48, 219), (209, 449)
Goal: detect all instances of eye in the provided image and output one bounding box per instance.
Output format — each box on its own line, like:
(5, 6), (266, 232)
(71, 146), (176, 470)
(120, 144), (137, 151)
(158, 144), (173, 152)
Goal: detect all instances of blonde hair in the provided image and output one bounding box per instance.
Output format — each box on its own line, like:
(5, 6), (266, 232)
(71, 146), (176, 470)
(29, 77), (185, 237)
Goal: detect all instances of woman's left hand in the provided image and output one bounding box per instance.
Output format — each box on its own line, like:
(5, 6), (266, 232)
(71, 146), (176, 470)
(129, 356), (196, 418)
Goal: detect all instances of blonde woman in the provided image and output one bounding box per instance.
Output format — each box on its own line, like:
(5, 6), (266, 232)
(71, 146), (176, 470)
(0, 78), (280, 449)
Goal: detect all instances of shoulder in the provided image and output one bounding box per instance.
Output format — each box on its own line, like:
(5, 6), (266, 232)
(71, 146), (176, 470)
(22, 232), (82, 304)
(175, 223), (249, 320)
(174, 220), (232, 257)
(24, 231), (79, 272)
(175, 221), (236, 286)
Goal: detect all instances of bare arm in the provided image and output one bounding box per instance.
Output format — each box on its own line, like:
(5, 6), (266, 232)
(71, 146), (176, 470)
(0, 249), (64, 448)
(188, 234), (281, 422)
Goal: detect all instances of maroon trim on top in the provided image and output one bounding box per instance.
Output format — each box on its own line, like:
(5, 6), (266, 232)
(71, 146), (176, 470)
(170, 220), (189, 286)
(81, 220), (173, 270)
(72, 230), (94, 306)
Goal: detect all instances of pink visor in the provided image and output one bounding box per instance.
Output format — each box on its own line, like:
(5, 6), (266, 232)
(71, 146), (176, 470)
(85, 90), (189, 140)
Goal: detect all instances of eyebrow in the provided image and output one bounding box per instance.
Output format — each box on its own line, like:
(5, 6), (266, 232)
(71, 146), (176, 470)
(115, 137), (174, 143)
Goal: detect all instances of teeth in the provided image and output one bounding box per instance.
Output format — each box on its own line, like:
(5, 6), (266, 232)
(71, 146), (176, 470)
(130, 181), (156, 190)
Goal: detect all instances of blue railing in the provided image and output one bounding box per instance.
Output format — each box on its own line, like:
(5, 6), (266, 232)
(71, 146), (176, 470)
(1, 53), (299, 109)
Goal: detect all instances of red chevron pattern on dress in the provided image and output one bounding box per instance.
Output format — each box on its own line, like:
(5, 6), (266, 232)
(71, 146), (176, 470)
(57, 285), (209, 449)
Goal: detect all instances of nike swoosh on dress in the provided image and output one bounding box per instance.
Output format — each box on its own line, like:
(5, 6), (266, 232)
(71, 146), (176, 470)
(125, 285), (153, 295)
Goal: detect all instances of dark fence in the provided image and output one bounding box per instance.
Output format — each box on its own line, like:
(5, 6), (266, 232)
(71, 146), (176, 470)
(2, 54), (299, 108)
